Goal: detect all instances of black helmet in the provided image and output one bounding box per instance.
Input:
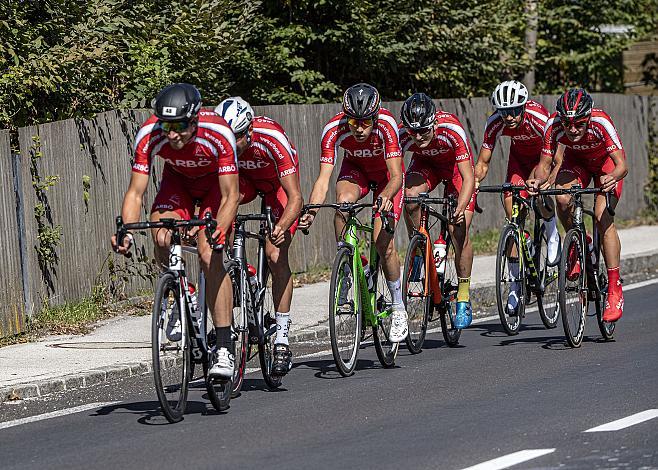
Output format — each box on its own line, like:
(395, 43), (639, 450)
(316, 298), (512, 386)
(556, 88), (593, 121)
(401, 93), (436, 130)
(152, 83), (202, 121)
(342, 83), (381, 119)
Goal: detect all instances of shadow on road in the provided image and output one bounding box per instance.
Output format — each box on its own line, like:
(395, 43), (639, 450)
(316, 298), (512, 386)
(293, 357), (398, 379)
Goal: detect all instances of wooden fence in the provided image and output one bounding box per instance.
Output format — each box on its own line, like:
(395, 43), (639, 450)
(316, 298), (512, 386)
(0, 131), (25, 337)
(2, 94), (654, 334)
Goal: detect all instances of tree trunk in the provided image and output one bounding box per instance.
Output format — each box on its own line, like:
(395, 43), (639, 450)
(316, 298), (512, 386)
(523, 0), (538, 92)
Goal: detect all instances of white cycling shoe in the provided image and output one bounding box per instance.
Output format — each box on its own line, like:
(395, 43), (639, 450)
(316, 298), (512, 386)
(208, 347), (235, 381)
(389, 309), (409, 342)
(165, 304), (181, 342)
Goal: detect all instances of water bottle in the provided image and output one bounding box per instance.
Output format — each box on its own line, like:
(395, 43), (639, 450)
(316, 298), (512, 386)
(586, 234), (596, 266)
(433, 235), (447, 275)
(188, 283), (201, 331)
(247, 263), (258, 293)
(523, 231), (535, 258)
(188, 283), (199, 314)
(361, 255), (374, 290)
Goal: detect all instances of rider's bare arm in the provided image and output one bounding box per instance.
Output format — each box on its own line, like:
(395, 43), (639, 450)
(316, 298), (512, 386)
(456, 159), (475, 214)
(600, 149), (627, 192)
(474, 147), (493, 186)
(216, 172), (240, 238)
(121, 172), (150, 224)
(277, 172), (304, 232)
(380, 157), (403, 204)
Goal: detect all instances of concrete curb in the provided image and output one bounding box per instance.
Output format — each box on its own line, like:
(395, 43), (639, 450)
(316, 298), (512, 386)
(2, 250), (656, 403)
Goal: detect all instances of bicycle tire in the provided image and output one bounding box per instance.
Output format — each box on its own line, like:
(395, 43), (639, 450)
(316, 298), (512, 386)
(328, 246), (362, 376)
(372, 263), (398, 368)
(402, 234), (431, 354)
(560, 229), (587, 347)
(258, 269), (283, 389)
(536, 224), (560, 329)
(495, 225), (525, 335)
(231, 267), (249, 397)
(203, 350), (232, 412)
(152, 272), (190, 423)
(439, 237), (461, 346)
(593, 253), (616, 340)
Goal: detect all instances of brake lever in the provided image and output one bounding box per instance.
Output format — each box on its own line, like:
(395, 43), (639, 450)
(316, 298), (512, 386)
(115, 216), (132, 259)
(203, 211), (224, 251)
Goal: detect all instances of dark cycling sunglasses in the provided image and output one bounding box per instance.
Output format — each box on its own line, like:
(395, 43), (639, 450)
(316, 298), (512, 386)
(161, 120), (192, 133)
(560, 117), (589, 129)
(498, 106), (525, 118)
(234, 128), (250, 139)
(406, 125), (434, 137)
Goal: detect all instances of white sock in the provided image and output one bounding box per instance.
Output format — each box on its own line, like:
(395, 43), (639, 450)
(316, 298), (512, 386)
(544, 217), (560, 264)
(508, 261), (520, 291)
(387, 279), (404, 309)
(275, 312), (290, 345)
(507, 261), (520, 310)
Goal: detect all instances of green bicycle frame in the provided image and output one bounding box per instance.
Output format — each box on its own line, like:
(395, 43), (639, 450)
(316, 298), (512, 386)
(342, 214), (393, 327)
(508, 199), (539, 282)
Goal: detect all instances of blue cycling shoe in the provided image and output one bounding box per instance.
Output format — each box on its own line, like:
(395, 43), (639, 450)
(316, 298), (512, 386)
(454, 301), (472, 329)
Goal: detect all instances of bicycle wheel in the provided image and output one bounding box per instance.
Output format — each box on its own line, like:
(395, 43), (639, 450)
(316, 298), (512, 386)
(593, 252), (616, 340)
(258, 269), (283, 389)
(152, 272), (190, 423)
(439, 237), (461, 346)
(537, 224), (560, 329)
(231, 268), (249, 397)
(328, 246), (362, 376)
(495, 225), (525, 335)
(372, 262), (398, 368)
(559, 229), (587, 347)
(402, 234), (431, 354)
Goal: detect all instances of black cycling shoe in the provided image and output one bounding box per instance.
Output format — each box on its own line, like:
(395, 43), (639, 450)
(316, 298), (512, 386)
(272, 344), (293, 377)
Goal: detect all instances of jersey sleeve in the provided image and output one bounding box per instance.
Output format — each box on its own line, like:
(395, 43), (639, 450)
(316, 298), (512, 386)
(260, 124), (299, 179)
(439, 116), (472, 162)
(591, 111), (624, 155)
(481, 113), (503, 151)
(378, 110), (402, 159)
(132, 115), (162, 175)
(320, 115), (343, 165)
(540, 115), (560, 159)
(198, 112), (239, 175)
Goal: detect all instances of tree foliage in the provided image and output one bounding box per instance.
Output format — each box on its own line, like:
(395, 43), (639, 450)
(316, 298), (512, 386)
(1, 0), (656, 129)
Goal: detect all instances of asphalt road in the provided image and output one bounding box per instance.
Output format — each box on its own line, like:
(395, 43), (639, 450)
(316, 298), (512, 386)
(1, 281), (657, 470)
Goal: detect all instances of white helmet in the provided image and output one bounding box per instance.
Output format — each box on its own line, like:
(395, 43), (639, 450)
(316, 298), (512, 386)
(491, 80), (529, 109)
(214, 96), (254, 134)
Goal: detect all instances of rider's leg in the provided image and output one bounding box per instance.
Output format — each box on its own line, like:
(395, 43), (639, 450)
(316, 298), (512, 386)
(266, 232), (293, 344)
(403, 172), (430, 238)
(594, 167), (624, 321)
(335, 179), (362, 241)
(449, 209), (474, 297)
(374, 179), (408, 342)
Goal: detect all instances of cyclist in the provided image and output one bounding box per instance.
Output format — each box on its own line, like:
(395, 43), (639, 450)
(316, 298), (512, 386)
(215, 97), (303, 377)
(298, 82), (409, 342)
(111, 83), (240, 379)
(475, 80), (560, 314)
(529, 88), (627, 322)
(400, 92), (476, 328)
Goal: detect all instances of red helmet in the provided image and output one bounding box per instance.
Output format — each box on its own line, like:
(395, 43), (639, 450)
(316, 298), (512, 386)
(556, 88), (593, 124)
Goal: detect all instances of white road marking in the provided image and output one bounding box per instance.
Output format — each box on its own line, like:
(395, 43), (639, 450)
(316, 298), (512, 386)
(584, 409), (658, 432)
(0, 401), (120, 431)
(460, 449), (556, 470)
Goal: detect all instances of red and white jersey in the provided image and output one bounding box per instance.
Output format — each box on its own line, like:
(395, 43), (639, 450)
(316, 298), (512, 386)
(480, 100), (548, 158)
(132, 110), (238, 178)
(541, 109), (624, 166)
(399, 111), (474, 166)
(320, 108), (402, 173)
(239, 116), (298, 181)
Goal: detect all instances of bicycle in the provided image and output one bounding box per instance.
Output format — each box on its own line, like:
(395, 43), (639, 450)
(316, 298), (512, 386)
(115, 212), (231, 423)
(401, 192), (462, 352)
(302, 192), (398, 377)
(478, 184), (560, 335)
(228, 196), (284, 391)
(540, 186), (616, 347)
